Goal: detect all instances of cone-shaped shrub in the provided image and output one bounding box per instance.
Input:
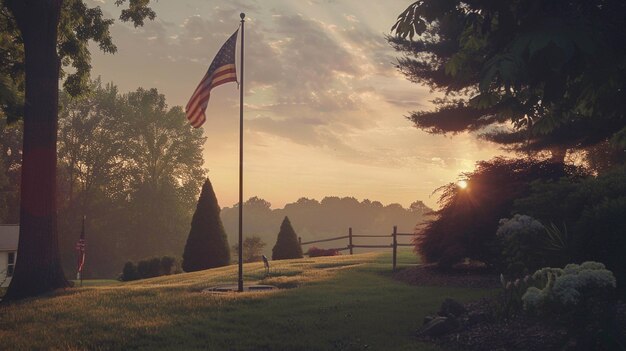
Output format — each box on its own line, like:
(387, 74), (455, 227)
(272, 216), (303, 260)
(182, 178), (230, 272)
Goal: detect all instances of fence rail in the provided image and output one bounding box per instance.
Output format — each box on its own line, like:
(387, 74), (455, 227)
(298, 226), (414, 271)
(300, 235), (349, 245)
(351, 234), (390, 238)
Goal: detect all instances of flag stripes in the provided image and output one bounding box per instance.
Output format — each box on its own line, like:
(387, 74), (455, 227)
(185, 29), (239, 128)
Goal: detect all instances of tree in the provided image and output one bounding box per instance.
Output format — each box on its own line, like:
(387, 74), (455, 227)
(390, 0), (626, 162)
(118, 88), (206, 260)
(0, 120), (22, 224)
(232, 236), (266, 263)
(1, 0), (154, 300)
(272, 216), (303, 260)
(57, 80), (126, 212)
(54, 81), (207, 278)
(0, 155), (8, 221)
(182, 178), (230, 272)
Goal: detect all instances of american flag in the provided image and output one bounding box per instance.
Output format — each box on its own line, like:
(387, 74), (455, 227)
(186, 29), (239, 128)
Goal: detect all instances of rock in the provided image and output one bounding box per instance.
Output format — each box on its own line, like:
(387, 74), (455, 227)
(416, 316), (460, 337)
(423, 315), (434, 325)
(439, 298), (467, 317)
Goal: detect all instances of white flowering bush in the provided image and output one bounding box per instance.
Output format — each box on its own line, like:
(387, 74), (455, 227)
(522, 261), (616, 311)
(496, 214), (548, 276)
(497, 215), (545, 237)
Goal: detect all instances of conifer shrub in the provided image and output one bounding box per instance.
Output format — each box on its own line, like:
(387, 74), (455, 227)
(272, 216), (303, 260)
(182, 178), (230, 272)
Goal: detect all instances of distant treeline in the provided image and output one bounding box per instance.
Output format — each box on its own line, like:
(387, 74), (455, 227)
(221, 196), (432, 254)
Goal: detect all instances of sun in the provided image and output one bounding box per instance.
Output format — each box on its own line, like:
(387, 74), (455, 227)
(457, 180), (468, 189)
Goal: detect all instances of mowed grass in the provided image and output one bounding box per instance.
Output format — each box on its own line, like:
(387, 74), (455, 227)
(0, 251), (495, 350)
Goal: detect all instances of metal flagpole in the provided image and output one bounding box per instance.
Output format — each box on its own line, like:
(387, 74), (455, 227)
(238, 12), (245, 293)
(80, 215), (85, 287)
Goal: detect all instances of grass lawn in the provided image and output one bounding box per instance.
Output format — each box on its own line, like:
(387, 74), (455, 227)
(0, 251), (495, 350)
(70, 279), (123, 287)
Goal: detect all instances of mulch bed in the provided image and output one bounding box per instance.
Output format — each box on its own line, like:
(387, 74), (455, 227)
(394, 265), (626, 351)
(427, 298), (569, 351)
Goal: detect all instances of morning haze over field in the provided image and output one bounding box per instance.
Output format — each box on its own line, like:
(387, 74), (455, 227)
(89, 0), (504, 209)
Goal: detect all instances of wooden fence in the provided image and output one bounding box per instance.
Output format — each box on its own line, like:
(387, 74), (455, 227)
(298, 226), (414, 270)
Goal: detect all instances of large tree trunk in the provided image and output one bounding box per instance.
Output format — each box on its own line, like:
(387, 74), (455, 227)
(4, 0), (68, 301)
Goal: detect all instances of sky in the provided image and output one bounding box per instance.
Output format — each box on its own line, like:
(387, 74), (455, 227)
(88, 0), (507, 209)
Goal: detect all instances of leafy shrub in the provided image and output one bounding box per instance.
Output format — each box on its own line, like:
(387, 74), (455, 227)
(497, 215), (547, 277)
(136, 260), (151, 278)
(306, 247), (339, 257)
(160, 256), (176, 275)
(120, 256), (179, 281)
(496, 215), (571, 277)
(522, 262), (616, 311)
(416, 158), (584, 268)
(514, 166), (626, 296)
(272, 216), (303, 260)
(121, 261), (138, 281)
(521, 262), (618, 348)
(147, 257), (161, 278)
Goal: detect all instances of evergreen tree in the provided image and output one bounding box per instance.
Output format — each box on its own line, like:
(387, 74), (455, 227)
(389, 0), (626, 161)
(272, 216), (303, 260)
(182, 178), (230, 272)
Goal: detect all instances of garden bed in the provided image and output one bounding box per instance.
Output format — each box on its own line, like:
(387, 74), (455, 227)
(419, 297), (569, 351)
(399, 264), (626, 350)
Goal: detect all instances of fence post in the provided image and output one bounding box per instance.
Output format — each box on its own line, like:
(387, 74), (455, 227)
(349, 227), (353, 255)
(392, 225), (397, 271)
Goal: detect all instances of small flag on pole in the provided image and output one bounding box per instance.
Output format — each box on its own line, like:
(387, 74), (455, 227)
(75, 216), (86, 281)
(186, 29), (239, 128)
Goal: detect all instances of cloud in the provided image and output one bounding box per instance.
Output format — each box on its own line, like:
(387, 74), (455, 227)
(90, 1), (467, 165)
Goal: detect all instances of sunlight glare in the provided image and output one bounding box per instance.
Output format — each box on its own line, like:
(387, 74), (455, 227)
(457, 180), (468, 189)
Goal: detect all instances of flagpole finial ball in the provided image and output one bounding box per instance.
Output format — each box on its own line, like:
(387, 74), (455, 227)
(240, 13), (245, 20)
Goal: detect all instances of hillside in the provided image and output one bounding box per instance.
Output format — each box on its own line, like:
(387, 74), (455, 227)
(0, 252), (493, 350)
